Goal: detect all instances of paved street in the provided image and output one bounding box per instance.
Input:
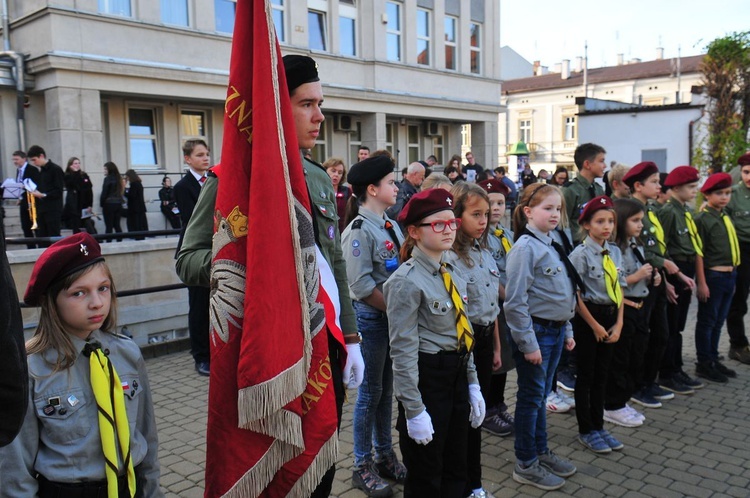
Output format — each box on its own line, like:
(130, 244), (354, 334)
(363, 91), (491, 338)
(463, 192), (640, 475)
(151, 303), (750, 497)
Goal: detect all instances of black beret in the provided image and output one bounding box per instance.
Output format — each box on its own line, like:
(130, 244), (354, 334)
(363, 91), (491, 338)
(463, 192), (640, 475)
(398, 189), (454, 226)
(24, 233), (105, 306)
(282, 55), (320, 93)
(347, 155), (395, 186)
(622, 161), (659, 188)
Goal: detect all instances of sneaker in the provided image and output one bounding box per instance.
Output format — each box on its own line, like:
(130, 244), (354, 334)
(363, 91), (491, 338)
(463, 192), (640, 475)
(578, 432), (612, 454)
(729, 345), (750, 365)
(374, 452), (407, 483)
(538, 450), (577, 477)
(556, 370), (576, 392)
(648, 383), (675, 400)
(624, 404), (646, 423)
(630, 388), (662, 408)
(512, 459), (565, 491)
(695, 361), (728, 383)
(498, 406), (515, 428)
(352, 462), (393, 497)
(658, 377), (694, 395)
(596, 429), (624, 451)
(482, 413), (513, 436)
(676, 370), (705, 389)
(714, 361), (737, 378)
(546, 392), (572, 413)
(195, 361), (210, 377)
(466, 489), (495, 498)
(603, 407), (642, 428)
(557, 389), (576, 409)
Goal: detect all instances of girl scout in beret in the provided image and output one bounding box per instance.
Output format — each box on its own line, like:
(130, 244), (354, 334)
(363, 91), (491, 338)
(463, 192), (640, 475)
(341, 155), (406, 496)
(384, 189), (485, 498)
(0, 232), (162, 498)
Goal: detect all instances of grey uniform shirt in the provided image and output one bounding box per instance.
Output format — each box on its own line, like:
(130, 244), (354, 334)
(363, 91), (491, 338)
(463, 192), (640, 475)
(445, 243), (501, 326)
(505, 226), (576, 354)
(569, 236), (627, 305)
(0, 330), (163, 498)
(341, 206), (404, 301)
(384, 246), (478, 419)
(620, 238), (650, 299)
(487, 224), (514, 287)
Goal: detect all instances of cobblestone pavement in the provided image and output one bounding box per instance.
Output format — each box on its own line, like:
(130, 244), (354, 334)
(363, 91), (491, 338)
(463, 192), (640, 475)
(151, 304), (750, 497)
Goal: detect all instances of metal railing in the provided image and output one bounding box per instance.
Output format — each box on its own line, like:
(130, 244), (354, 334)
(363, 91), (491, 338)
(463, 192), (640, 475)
(5, 228), (181, 246)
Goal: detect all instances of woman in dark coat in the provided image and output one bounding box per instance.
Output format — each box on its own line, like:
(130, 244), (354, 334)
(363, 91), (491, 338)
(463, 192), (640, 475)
(100, 161), (124, 241)
(63, 157), (95, 233)
(158, 175), (181, 229)
(124, 169), (149, 240)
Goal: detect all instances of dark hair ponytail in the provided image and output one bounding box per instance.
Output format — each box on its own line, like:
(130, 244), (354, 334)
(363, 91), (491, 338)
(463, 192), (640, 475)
(343, 183), (368, 228)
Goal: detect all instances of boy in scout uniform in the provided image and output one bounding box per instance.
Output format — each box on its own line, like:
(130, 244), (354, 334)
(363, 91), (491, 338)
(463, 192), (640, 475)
(562, 143), (606, 244)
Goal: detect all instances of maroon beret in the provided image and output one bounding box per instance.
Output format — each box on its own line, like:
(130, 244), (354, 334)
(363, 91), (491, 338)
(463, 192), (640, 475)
(24, 233), (105, 306)
(622, 161), (659, 188)
(664, 166), (699, 188)
(480, 178), (510, 197)
(738, 153), (750, 166)
(700, 173), (733, 194)
(579, 195), (614, 223)
(398, 189), (454, 226)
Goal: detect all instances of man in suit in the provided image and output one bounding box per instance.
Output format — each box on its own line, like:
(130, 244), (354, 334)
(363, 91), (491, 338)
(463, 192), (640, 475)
(27, 145), (64, 247)
(13, 151), (40, 248)
(174, 139), (212, 376)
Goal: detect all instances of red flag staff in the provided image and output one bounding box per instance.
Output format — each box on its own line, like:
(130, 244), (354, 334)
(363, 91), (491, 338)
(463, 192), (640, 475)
(205, 0), (339, 496)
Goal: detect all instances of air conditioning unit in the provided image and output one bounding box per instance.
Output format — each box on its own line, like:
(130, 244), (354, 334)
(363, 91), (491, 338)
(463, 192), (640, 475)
(335, 114), (356, 132)
(424, 121), (440, 136)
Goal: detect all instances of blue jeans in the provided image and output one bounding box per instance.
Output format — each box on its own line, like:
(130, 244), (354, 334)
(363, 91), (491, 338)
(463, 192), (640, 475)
(695, 270), (737, 363)
(352, 301), (394, 466)
(511, 322), (565, 464)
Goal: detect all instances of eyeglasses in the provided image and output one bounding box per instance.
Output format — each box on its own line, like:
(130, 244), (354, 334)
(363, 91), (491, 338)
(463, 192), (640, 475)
(418, 218), (461, 233)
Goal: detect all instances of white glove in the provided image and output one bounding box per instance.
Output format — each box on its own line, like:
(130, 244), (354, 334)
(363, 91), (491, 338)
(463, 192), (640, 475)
(407, 409), (434, 445)
(343, 343), (364, 389)
(468, 384), (486, 428)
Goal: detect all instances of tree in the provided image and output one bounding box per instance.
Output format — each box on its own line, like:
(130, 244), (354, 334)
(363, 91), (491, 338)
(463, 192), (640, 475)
(699, 31), (750, 172)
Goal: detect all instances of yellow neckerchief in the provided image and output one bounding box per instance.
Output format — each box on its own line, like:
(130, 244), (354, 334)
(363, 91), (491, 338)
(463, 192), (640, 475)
(440, 264), (474, 352)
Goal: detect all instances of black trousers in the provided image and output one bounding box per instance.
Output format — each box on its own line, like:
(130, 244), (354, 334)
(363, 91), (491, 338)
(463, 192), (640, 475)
(726, 242), (750, 349)
(661, 261), (695, 378)
(187, 285), (211, 364)
(103, 203), (123, 241)
(466, 325), (494, 491)
(35, 211), (61, 247)
(639, 279), (669, 389)
(19, 204), (36, 248)
(397, 351), (470, 498)
(573, 303), (617, 435)
(605, 301), (649, 410)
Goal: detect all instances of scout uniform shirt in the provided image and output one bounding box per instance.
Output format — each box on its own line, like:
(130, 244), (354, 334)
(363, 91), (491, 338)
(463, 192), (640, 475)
(569, 236), (627, 304)
(487, 223), (514, 287)
(658, 198), (699, 262)
(341, 206), (404, 301)
(445, 243), (501, 327)
(620, 238), (650, 299)
(727, 180), (750, 244)
(695, 206), (738, 268)
(563, 175), (604, 244)
(384, 246), (478, 419)
(504, 225), (576, 354)
(633, 197), (668, 269)
(0, 330), (163, 498)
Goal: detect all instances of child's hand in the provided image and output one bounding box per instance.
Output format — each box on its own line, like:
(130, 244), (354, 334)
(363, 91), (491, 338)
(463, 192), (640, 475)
(606, 322), (622, 343)
(593, 324), (609, 342)
(666, 281), (678, 305)
(697, 282), (710, 302)
(637, 263), (653, 281)
(564, 337), (576, 351)
(492, 349), (502, 371)
(524, 350), (542, 365)
(680, 273), (696, 290)
(653, 269), (662, 286)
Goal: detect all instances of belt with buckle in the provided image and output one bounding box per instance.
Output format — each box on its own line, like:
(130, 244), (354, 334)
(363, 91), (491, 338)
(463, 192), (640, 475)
(623, 298), (644, 309)
(531, 316), (567, 328)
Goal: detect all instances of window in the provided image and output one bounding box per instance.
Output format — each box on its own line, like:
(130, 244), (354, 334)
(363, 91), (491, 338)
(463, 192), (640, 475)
(99, 0), (131, 16)
(386, 2), (401, 62)
(444, 16), (457, 70)
(162, 0), (189, 26)
(128, 108), (160, 168)
(181, 110), (208, 144)
(519, 119), (532, 144)
(408, 124), (420, 164)
(311, 121), (328, 164)
(349, 122), (362, 163)
(385, 122), (395, 156)
(308, 10), (327, 51)
(272, 0), (285, 42)
(215, 0), (236, 33)
(470, 23), (481, 74)
(339, 15), (356, 56)
(433, 131), (444, 165)
(416, 9), (430, 66)
(564, 116), (576, 141)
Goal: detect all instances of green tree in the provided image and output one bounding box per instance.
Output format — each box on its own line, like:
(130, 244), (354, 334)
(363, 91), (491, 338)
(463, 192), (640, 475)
(699, 31), (750, 172)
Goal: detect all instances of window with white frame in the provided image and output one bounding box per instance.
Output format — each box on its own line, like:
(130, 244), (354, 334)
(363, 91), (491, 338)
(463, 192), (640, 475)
(564, 116), (576, 141)
(416, 9), (430, 66)
(161, 0), (189, 26)
(386, 2), (402, 62)
(181, 110), (209, 144)
(272, 0), (286, 42)
(128, 107), (160, 168)
(339, 2), (357, 56)
(433, 130), (445, 165)
(349, 122), (362, 163)
(385, 122), (395, 157)
(519, 119), (532, 144)
(470, 22), (481, 74)
(444, 16), (457, 70)
(99, 0), (131, 16)
(308, 10), (327, 51)
(215, 0), (235, 33)
(408, 124), (420, 164)
(311, 120), (328, 164)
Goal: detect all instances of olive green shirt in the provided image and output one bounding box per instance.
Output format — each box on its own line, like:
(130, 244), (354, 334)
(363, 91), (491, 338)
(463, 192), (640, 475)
(658, 198), (699, 262)
(727, 181), (750, 243)
(695, 206), (737, 268)
(562, 175), (604, 243)
(633, 197), (668, 269)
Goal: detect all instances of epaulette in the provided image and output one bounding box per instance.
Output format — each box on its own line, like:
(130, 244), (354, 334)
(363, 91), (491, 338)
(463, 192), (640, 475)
(113, 332), (133, 341)
(207, 170), (218, 178)
(352, 219), (363, 229)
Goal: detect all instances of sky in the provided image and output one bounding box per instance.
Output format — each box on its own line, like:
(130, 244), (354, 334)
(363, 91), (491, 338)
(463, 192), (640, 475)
(500, 0), (750, 69)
